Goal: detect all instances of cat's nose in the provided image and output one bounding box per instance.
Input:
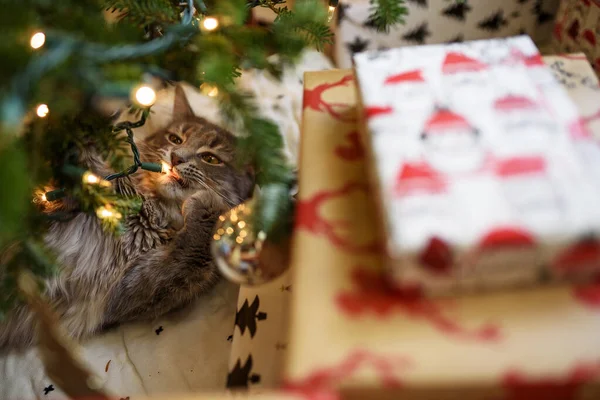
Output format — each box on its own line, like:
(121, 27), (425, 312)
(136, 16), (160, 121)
(171, 153), (187, 166)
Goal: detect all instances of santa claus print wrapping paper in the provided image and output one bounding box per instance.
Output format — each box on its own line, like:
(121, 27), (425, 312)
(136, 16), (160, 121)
(353, 35), (600, 294)
(285, 60), (600, 399)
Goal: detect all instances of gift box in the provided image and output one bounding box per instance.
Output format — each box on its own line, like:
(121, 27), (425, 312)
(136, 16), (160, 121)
(334, 0), (560, 68)
(285, 59), (600, 398)
(352, 36), (600, 294)
(551, 0), (600, 74)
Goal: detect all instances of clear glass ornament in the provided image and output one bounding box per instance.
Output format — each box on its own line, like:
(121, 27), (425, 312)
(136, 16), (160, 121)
(211, 201), (289, 285)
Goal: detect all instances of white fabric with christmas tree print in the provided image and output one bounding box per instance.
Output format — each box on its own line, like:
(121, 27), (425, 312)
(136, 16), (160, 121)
(335, 0), (560, 68)
(354, 36), (600, 294)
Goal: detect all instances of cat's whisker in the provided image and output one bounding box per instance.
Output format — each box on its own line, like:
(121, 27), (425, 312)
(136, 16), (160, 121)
(185, 169), (235, 208)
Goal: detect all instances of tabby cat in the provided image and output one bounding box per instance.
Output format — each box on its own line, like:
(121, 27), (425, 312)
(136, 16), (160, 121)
(0, 85), (254, 351)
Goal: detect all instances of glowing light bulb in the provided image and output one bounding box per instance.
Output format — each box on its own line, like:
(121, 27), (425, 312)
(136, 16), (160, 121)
(201, 83), (219, 97)
(41, 193), (47, 202)
(36, 104), (49, 118)
(83, 171), (100, 184)
(96, 206), (122, 220)
(30, 32), (46, 49)
(238, 221), (246, 229)
(97, 207), (113, 219)
(161, 161), (171, 174)
(134, 85), (156, 107)
(327, 6), (336, 22)
(202, 17), (219, 32)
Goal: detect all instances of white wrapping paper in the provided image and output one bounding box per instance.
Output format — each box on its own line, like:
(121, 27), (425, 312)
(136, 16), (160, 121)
(354, 36), (600, 294)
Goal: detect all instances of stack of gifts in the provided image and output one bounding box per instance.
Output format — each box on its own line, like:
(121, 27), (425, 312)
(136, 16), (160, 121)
(286, 35), (600, 399)
(334, 0), (561, 68)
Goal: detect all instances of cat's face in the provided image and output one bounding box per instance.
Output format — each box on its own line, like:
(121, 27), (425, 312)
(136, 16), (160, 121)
(139, 86), (254, 207)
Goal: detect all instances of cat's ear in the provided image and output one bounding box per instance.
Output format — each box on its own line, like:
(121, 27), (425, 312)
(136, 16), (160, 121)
(173, 84), (195, 118)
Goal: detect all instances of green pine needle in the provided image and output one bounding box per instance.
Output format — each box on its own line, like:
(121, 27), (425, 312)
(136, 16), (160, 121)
(367, 0), (408, 33)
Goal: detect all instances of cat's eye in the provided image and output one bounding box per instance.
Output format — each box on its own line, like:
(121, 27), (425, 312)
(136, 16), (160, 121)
(168, 134), (183, 145)
(200, 153), (222, 165)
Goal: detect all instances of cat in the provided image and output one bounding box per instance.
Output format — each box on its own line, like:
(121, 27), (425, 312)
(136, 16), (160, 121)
(0, 85), (254, 352)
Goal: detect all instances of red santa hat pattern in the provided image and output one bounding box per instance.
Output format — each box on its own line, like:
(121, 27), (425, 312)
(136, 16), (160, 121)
(478, 227), (536, 252)
(493, 95), (540, 112)
(422, 108), (473, 135)
(384, 69), (425, 85)
(506, 48), (545, 68)
(442, 52), (487, 74)
(395, 162), (447, 195)
(494, 156), (546, 178)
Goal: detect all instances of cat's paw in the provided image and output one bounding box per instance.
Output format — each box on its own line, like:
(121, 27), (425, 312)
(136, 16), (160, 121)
(182, 191), (228, 222)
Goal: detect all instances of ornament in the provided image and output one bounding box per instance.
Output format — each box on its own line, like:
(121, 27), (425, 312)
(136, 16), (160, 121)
(212, 200), (290, 285)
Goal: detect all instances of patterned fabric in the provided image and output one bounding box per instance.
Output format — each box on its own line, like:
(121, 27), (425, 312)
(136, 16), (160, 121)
(335, 0), (560, 68)
(551, 0), (600, 75)
(285, 56), (600, 398)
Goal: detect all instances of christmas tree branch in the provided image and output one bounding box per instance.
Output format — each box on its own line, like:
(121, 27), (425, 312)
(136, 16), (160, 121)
(367, 0), (408, 32)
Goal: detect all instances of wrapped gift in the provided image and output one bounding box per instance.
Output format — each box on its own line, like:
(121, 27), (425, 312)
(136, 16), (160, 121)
(353, 36), (600, 294)
(285, 62), (600, 399)
(335, 0), (560, 68)
(551, 0), (600, 74)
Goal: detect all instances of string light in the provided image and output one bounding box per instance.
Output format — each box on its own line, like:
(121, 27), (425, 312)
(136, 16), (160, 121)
(328, 0), (339, 22)
(41, 193), (47, 202)
(82, 171), (100, 184)
(36, 104), (49, 118)
(82, 171), (111, 187)
(133, 85), (157, 107)
(96, 206), (122, 220)
(200, 83), (218, 97)
(30, 32), (46, 49)
(161, 161), (171, 174)
(201, 17), (219, 32)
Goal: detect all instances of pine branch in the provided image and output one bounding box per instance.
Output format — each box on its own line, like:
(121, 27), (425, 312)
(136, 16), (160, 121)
(272, 1), (333, 52)
(367, 0), (408, 33)
(104, 0), (180, 27)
